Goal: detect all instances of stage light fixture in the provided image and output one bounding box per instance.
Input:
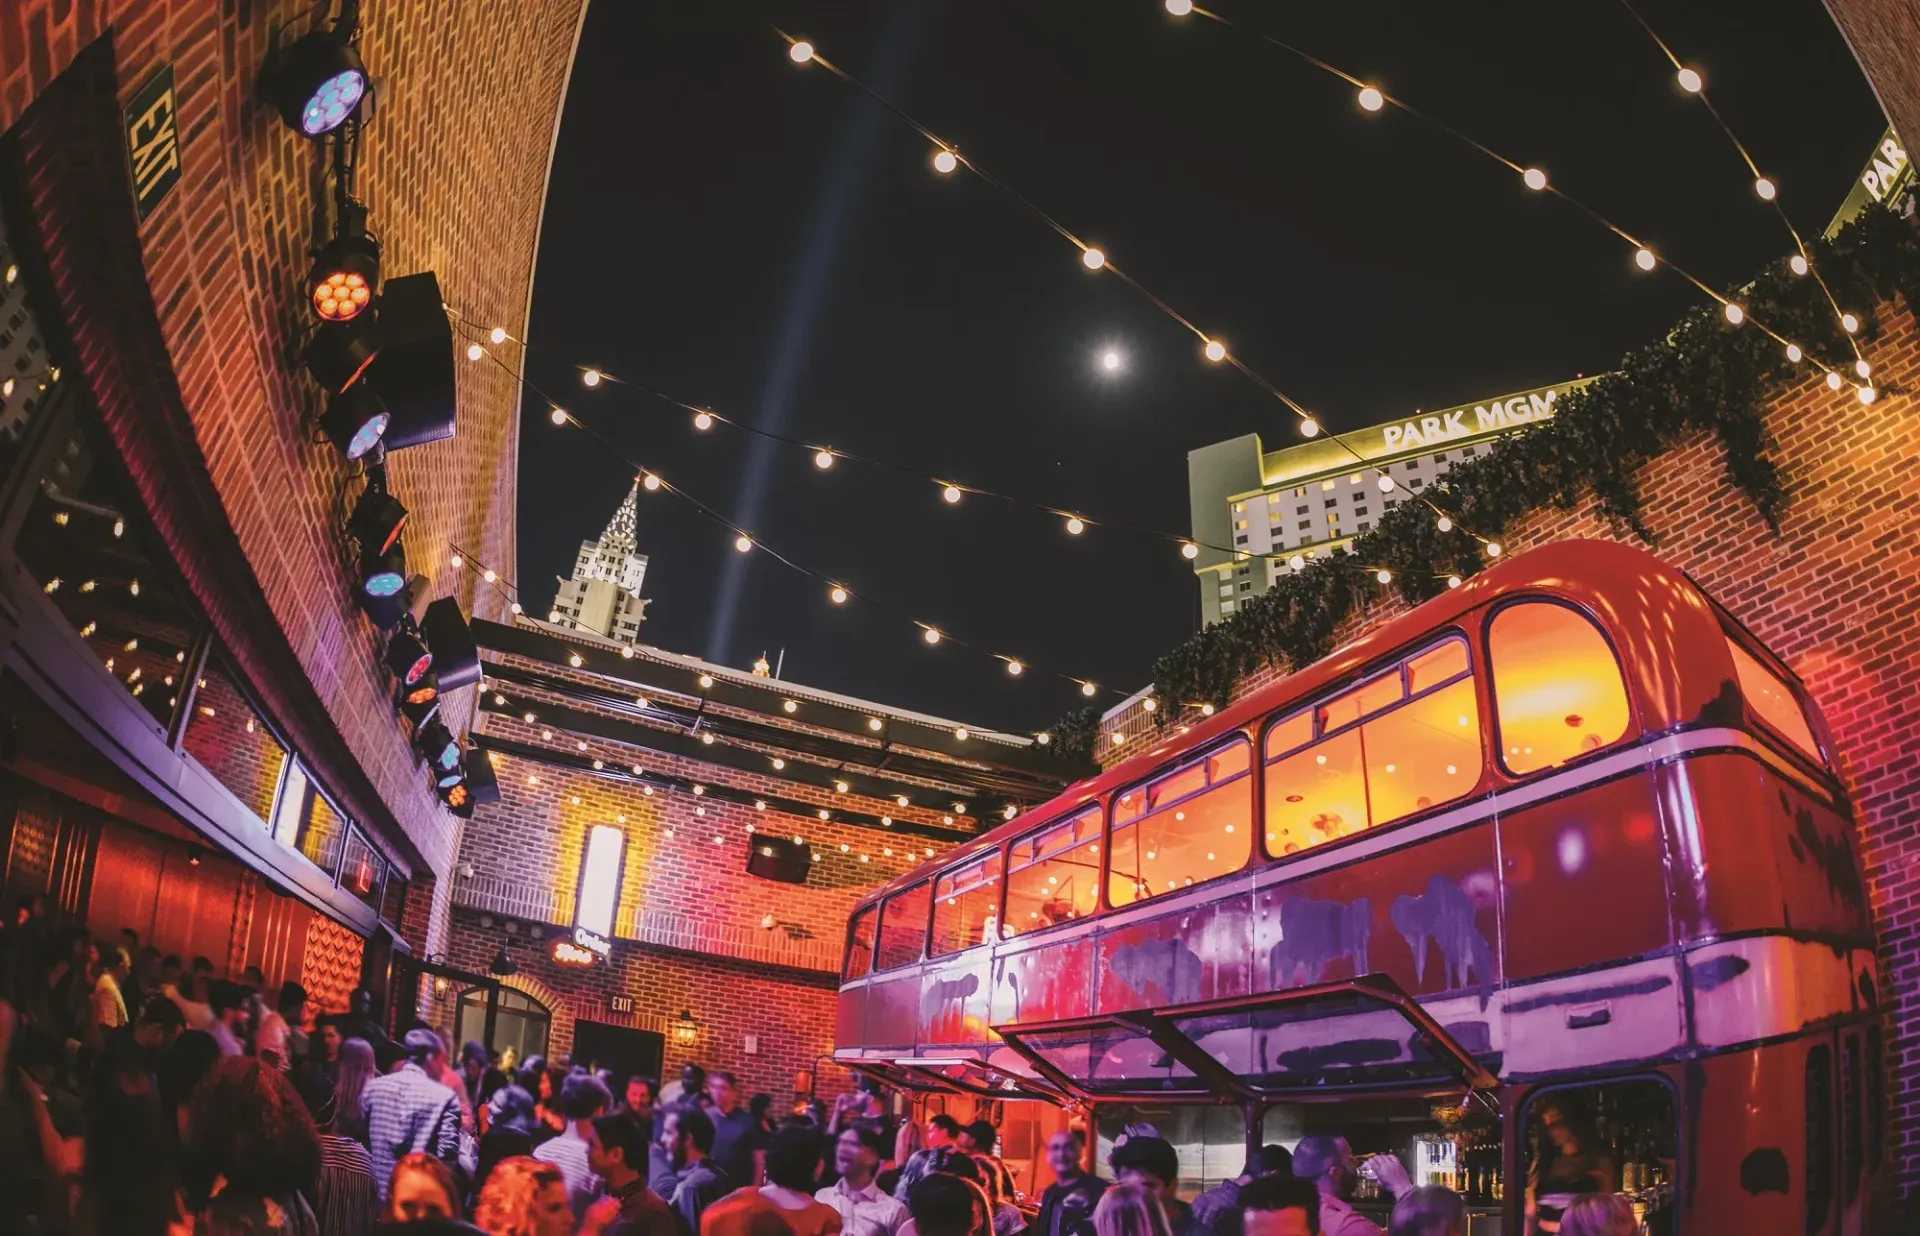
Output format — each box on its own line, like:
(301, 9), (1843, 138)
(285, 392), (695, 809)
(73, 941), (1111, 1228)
(464, 746), (502, 805)
(397, 678), (440, 728)
(357, 544), (409, 628)
(318, 385), (389, 459)
(349, 474), (407, 554)
(363, 272), (457, 450)
(414, 719), (459, 772)
(308, 201), (380, 322)
(261, 28), (368, 137)
(419, 597), (481, 691)
(383, 627), (433, 685)
(306, 317), (380, 394)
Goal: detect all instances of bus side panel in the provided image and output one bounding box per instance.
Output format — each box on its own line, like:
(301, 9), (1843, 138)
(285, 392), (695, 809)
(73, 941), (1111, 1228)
(1250, 821), (1499, 1002)
(1685, 1040), (1829, 1236)
(992, 933), (1095, 1028)
(1658, 754), (1872, 945)
(1497, 770), (1670, 982)
(920, 949), (995, 1048)
(865, 971), (921, 1050)
(1094, 887), (1253, 1012)
(835, 984), (867, 1050)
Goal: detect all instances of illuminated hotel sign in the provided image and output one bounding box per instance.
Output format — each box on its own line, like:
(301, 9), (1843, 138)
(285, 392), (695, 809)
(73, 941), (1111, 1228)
(1827, 128), (1913, 238)
(1379, 386), (1561, 452)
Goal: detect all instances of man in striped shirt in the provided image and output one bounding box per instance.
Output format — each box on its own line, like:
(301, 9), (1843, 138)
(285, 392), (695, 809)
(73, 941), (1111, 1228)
(361, 1029), (463, 1202)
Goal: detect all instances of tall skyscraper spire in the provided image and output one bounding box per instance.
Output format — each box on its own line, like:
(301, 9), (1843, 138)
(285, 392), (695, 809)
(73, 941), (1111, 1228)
(548, 481), (650, 645)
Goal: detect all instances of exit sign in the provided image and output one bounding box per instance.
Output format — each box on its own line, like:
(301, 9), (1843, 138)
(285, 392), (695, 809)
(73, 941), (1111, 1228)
(609, 995), (634, 1014)
(124, 66), (180, 222)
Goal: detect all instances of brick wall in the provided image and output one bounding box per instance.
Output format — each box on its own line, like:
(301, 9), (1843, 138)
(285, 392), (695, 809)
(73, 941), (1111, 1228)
(440, 906), (853, 1108)
(1102, 298), (1920, 1203)
(1829, 0), (1920, 154)
(0, 0), (585, 938)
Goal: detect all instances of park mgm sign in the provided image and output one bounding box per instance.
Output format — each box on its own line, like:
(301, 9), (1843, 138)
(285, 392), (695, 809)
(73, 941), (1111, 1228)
(1826, 128), (1913, 238)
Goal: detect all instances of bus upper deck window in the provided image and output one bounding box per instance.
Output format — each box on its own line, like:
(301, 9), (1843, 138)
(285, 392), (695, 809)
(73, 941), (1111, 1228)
(844, 905), (876, 981)
(874, 881), (931, 971)
(1725, 636), (1824, 765)
(1489, 601), (1631, 776)
(1107, 738), (1253, 908)
(1003, 808), (1101, 937)
(930, 852), (1004, 956)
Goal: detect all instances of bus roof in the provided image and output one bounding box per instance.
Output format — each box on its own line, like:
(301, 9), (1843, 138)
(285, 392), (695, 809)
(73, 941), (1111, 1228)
(855, 538), (1713, 910)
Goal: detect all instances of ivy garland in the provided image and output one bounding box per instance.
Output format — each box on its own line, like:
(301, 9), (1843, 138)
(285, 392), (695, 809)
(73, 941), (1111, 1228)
(1048, 208), (1920, 765)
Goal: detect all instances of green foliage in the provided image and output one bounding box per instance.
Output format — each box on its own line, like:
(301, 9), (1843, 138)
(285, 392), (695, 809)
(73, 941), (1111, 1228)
(1121, 209), (1920, 720)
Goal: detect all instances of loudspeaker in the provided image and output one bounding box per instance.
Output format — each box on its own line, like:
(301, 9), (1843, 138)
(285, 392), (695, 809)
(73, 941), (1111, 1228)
(420, 596), (480, 691)
(746, 833), (811, 885)
(464, 746), (501, 806)
(366, 271), (456, 450)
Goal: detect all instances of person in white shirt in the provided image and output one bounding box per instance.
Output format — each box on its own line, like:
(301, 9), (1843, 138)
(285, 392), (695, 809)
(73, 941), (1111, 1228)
(206, 979), (251, 1056)
(91, 947), (131, 1032)
(255, 981), (309, 1069)
(819, 1124), (909, 1236)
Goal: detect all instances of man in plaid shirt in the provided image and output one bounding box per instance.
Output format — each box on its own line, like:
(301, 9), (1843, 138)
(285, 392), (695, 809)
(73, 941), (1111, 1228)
(361, 1028), (462, 1200)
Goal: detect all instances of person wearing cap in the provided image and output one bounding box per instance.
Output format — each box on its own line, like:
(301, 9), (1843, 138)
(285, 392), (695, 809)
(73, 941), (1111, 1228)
(1109, 1136), (1215, 1236)
(819, 1123), (909, 1236)
(360, 1026), (463, 1200)
(1191, 1146), (1293, 1236)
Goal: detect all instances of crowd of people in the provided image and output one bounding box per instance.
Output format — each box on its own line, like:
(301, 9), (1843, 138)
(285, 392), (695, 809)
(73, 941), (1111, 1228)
(0, 899), (1641, 1236)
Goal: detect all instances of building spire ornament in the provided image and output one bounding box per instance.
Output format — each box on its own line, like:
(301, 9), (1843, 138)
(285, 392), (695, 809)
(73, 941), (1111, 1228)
(547, 483), (650, 645)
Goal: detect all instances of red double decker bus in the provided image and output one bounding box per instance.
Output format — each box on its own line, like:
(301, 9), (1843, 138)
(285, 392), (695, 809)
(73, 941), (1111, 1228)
(833, 540), (1888, 1235)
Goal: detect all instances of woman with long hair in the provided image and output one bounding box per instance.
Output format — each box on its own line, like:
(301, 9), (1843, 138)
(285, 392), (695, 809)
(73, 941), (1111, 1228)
(387, 1151), (463, 1223)
(331, 1038), (376, 1147)
(473, 1156), (571, 1236)
(970, 1154), (1025, 1236)
(1091, 1184), (1172, 1236)
(185, 1055), (322, 1236)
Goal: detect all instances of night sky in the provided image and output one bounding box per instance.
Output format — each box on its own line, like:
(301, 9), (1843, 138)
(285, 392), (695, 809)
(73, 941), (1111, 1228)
(517, 0), (1883, 733)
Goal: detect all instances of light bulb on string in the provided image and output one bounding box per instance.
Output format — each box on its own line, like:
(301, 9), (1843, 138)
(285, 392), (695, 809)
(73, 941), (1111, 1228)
(1827, 372), (1844, 391)
(466, 343), (484, 361)
(942, 483), (962, 504)
(734, 534), (752, 553)
(1522, 167), (1548, 191)
(1065, 515), (1086, 535)
(1378, 475), (1396, 492)
(1357, 86), (1384, 112)
(643, 473), (661, 491)
(1375, 569), (1393, 584)
(813, 448), (834, 469)
(1288, 554), (1306, 571)
(1100, 348), (1123, 373)
(1790, 254), (1810, 276)
(1485, 541), (1503, 557)
(923, 628), (942, 646)
(1299, 417), (1319, 438)
(1634, 248), (1656, 272)
(1165, 0), (1194, 14)
(1081, 247), (1106, 271)
(1181, 542), (1199, 560)
(1677, 67), (1703, 93)
(1857, 360), (1872, 378)
(694, 411), (714, 430)
(489, 327), (507, 345)
(829, 585), (848, 604)
(549, 407), (568, 426)
(1436, 516), (1453, 533)
(450, 554), (463, 569)
(1203, 339), (1227, 362)
(1080, 681), (1097, 697)
(1842, 313), (1860, 334)
(1754, 177), (1777, 201)
(1724, 303), (1745, 325)
(1859, 386), (1877, 404)
(583, 368), (602, 387)
(1786, 343), (1803, 363)
(789, 40), (814, 63)
(1005, 659), (1024, 676)
(1447, 574), (1463, 589)
(932, 148), (958, 174)
(483, 569), (497, 583)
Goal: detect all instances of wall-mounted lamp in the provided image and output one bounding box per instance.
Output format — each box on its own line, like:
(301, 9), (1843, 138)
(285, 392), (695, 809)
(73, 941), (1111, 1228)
(672, 1009), (699, 1045)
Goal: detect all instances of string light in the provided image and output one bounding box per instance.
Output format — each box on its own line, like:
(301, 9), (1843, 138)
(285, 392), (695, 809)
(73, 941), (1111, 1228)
(1377, 475), (1396, 492)
(1827, 372), (1844, 391)
(1203, 339), (1227, 362)
(1357, 86), (1384, 112)
(1375, 569), (1393, 584)
(1634, 248), (1656, 271)
(1856, 359), (1872, 378)
(1485, 541), (1503, 557)
(941, 483), (962, 504)
(694, 411), (714, 430)
(1065, 516), (1085, 535)
(1299, 418), (1319, 437)
(1786, 344), (1803, 363)
(1841, 313), (1859, 334)
(1080, 681), (1097, 697)
(643, 473), (661, 491)
(583, 368), (602, 387)
(1081, 247), (1106, 271)
(1723, 303), (1744, 325)
(1753, 177), (1777, 201)
(1522, 167), (1548, 191)
(954, 727), (970, 741)
(450, 554), (463, 569)
(1288, 554), (1306, 571)
(466, 343), (484, 361)
(829, 585), (848, 604)
(1181, 542), (1199, 559)
(1790, 255), (1809, 276)
(1165, 0), (1194, 15)
(490, 326), (507, 344)
(734, 534), (753, 552)
(933, 148), (958, 174)
(868, 717), (883, 731)
(813, 448), (834, 469)
(783, 699), (798, 713)
(788, 40), (814, 63)
(1448, 574), (1463, 589)
(1859, 386), (1878, 404)
(1676, 67), (1702, 93)
(1036, 732), (1051, 745)
(549, 407), (568, 425)
(1436, 516), (1453, 533)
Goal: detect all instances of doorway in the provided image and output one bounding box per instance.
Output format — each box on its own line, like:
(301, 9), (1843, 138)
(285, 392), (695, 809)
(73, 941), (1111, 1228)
(455, 986), (551, 1070)
(571, 1019), (665, 1091)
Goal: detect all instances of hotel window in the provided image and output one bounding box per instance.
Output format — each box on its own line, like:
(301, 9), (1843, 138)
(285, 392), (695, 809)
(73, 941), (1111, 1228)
(1409, 478), (1423, 489)
(182, 646), (289, 827)
(1321, 480), (1335, 491)
(1724, 635), (1823, 764)
(1350, 474), (1362, 485)
(1263, 635), (1481, 857)
(1324, 499), (1338, 508)
(875, 880), (931, 970)
(930, 852), (1002, 956)
(1298, 521), (1311, 531)
(844, 905), (876, 980)
(1354, 506), (1368, 517)
(1296, 505), (1308, 515)
(1004, 807), (1101, 935)
(1489, 601), (1631, 775)
(1239, 581), (1252, 592)
(1108, 740), (1253, 907)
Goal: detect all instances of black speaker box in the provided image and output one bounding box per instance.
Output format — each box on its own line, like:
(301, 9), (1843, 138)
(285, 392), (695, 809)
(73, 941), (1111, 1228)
(746, 833), (811, 885)
(367, 271), (457, 450)
(420, 596), (480, 691)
